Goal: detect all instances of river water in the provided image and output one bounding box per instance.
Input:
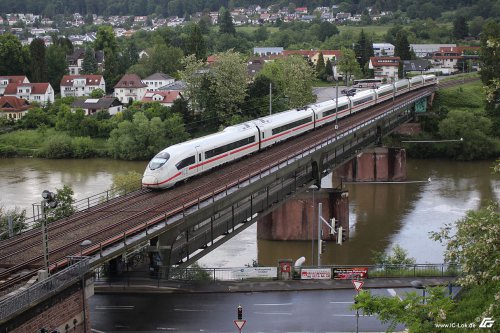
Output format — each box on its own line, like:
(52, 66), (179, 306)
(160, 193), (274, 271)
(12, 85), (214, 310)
(0, 158), (498, 266)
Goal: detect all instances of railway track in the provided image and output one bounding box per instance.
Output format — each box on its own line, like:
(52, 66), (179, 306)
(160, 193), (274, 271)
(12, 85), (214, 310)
(0, 81), (461, 296)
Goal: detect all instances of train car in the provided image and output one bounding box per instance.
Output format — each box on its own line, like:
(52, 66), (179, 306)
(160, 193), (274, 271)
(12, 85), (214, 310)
(142, 123), (259, 189)
(374, 83), (395, 103)
(409, 75), (424, 89)
(394, 79), (410, 96)
(251, 108), (315, 149)
(349, 89), (376, 114)
(422, 74), (437, 86)
(312, 96), (351, 127)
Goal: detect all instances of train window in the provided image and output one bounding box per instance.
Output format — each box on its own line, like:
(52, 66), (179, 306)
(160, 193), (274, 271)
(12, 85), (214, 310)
(205, 136), (256, 159)
(176, 155), (196, 170)
(377, 90), (392, 97)
(272, 117), (312, 135)
(149, 152), (170, 170)
(322, 104), (348, 117)
(352, 96), (373, 107)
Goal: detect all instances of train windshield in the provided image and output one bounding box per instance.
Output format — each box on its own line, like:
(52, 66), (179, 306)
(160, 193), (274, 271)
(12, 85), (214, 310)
(149, 152), (170, 170)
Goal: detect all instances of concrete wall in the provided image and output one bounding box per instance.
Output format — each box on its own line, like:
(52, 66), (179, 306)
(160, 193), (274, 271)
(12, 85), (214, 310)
(257, 189), (349, 242)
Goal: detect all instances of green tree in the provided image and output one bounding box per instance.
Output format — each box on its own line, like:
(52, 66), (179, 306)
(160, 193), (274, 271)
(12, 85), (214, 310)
(111, 171), (142, 196)
(0, 206), (27, 239)
(0, 33), (26, 75)
(479, 21), (500, 87)
(453, 16), (468, 40)
(128, 43), (183, 78)
(372, 244), (416, 266)
(325, 58), (334, 78)
(337, 47), (362, 86)
(29, 38), (47, 82)
(46, 44), (68, 93)
(438, 109), (495, 160)
(316, 52), (326, 80)
(90, 88), (105, 98)
(80, 47), (98, 74)
(354, 29), (374, 75)
(318, 21), (339, 42)
(179, 54), (206, 113)
(394, 30), (411, 60)
(218, 7), (235, 35)
(18, 107), (51, 129)
(48, 185), (75, 222)
(209, 50), (248, 125)
(94, 26), (118, 53)
(253, 26), (269, 42)
(185, 24), (206, 60)
(259, 55), (316, 109)
(353, 287), (455, 333)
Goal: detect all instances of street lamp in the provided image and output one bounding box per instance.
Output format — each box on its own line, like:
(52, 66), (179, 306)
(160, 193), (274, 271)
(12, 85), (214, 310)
(411, 280), (426, 304)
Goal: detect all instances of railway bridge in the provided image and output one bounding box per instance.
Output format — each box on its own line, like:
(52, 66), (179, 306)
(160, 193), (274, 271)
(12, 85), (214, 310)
(0, 85), (441, 332)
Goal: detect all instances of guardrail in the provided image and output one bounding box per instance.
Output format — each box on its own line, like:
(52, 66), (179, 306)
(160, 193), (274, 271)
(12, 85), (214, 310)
(0, 257), (90, 323)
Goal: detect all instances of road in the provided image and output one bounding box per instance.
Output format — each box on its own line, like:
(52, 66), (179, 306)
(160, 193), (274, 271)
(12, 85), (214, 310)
(89, 286), (458, 332)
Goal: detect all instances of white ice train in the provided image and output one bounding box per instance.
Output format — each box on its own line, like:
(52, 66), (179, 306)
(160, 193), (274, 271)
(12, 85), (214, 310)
(142, 75), (437, 189)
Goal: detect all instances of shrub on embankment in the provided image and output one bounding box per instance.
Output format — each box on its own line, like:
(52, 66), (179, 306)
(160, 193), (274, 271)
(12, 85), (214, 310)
(388, 80), (500, 160)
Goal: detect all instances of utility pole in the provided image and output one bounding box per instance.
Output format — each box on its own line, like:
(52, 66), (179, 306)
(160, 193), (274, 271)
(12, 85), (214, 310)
(317, 202), (336, 266)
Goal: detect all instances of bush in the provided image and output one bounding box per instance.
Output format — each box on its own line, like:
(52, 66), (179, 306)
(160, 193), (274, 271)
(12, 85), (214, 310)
(72, 136), (97, 158)
(38, 134), (74, 158)
(0, 144), (17, 157)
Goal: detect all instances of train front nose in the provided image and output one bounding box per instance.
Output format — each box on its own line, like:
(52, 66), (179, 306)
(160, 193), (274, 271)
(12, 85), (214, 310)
(142, 174), (159, 187)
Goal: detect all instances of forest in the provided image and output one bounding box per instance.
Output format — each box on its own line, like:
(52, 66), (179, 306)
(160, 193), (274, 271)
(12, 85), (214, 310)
(0, 0), (498, 20)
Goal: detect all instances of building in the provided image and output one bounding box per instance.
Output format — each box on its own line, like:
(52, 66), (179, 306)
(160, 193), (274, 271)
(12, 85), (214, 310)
(3, 82), (54, 105)
(403, 60), (432, 75)
(409, 44), (456, 58)
(141, 91), (183, 107)
(369, 56), (400, 82)
(0, 76), (29, 95)
(60, 75), (106, 98)
(372, 43), (395, 57)
(67, 48), (104, 75)
(143, 73), (175, 91)
(114, 74), (148, 104)
(71, 97), (123, 115)
(253, 47), (284, 56)
(0, 96), (31, 121)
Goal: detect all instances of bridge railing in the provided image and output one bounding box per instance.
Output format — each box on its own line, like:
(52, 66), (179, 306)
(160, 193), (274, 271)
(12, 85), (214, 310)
(0, 257), (90, 323)
(168, 263), (461, 282)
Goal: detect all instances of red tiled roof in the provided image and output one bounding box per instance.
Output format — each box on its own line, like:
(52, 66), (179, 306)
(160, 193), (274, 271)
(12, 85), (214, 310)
(438, 46), (480, 54)
(4, 83), (50, 95)
(60, 75), (103, 86)
(114, 74), (147, 88)
(142, 91), (182, 104)
(370, 56), (400, 67)
(0, 76), (28, 84)
(283, 50), (316, 57)
(0, 96), (31, 111)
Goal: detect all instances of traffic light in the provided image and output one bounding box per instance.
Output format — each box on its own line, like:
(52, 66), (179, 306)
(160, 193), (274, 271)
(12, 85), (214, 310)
(237, 305), (242, 320)
(321, 240), (326, 254)
(42, 190), (58, 208)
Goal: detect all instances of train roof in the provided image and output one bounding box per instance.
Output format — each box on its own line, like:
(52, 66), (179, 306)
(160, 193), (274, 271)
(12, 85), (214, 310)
(251, 108), (313, 127)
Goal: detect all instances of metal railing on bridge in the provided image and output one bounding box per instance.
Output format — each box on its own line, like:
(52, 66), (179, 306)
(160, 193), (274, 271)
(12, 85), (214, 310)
(0, 257), (90, 323)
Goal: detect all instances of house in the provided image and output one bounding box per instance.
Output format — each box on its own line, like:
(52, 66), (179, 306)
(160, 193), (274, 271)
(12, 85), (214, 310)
(60, 75), (106, 98)
(403, 60), (431, 75)
(253, 47), (284, 56)
(143, 73), (175, 91)
(71, 97), (123, 116)
(141, 91), (183, 107)
(158, 80), (187, 92)
(3, 82), (54, 105)
(67, 48), (104, 75)
(247, 57), (265, 79)
(430, 50), (462, 72)
(369, 56), (400, 82)
(409, 44), (456, 58)
(0, 76), (29, 95)
(0, 96), (31, 121)
(372, 43), (395, 57)
(114, 74), (148, 104)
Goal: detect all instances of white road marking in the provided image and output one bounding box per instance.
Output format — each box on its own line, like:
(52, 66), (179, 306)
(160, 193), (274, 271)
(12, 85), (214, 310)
(328, 301), (354, 304)
(253, 303), (293, 306)
(95, 305), (134, 310)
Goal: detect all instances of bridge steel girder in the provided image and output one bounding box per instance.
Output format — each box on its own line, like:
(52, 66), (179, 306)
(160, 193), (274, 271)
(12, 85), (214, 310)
(80, 90), (428, 278)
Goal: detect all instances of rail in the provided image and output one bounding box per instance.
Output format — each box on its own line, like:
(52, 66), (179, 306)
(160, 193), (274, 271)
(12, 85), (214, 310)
(0, 257), (90, 323)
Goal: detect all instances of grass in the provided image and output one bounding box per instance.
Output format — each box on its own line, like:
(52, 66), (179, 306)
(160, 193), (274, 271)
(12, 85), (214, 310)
(369, 267), (461, 278)
(436, 79), (485, 110)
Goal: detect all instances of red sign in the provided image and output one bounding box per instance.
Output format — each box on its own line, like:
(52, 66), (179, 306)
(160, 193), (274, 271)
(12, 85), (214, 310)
(234, 320), (246, 330)
(333, 267), (368, 280)
(352, 280), (364, 291)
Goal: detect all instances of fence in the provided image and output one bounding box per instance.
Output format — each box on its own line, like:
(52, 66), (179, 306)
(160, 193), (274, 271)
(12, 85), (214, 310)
(169, 263), (461, 282)
(0, 258), (90, 323)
